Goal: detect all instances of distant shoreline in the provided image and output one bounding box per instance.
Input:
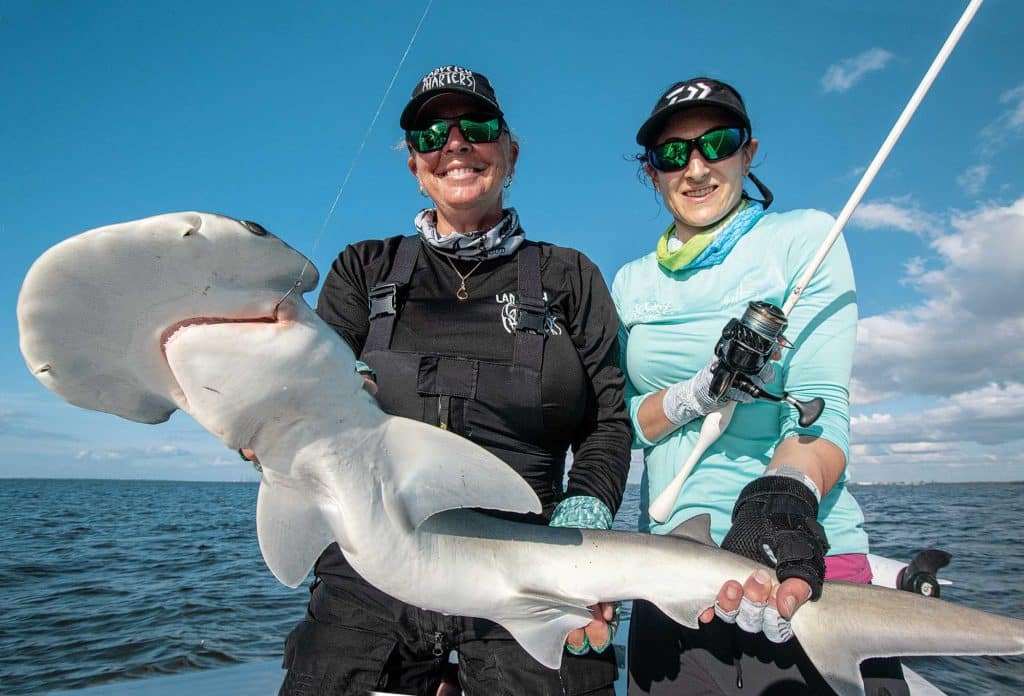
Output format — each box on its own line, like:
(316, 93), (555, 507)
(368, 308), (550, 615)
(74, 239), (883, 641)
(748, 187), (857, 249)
(2, 476), (1021, 485)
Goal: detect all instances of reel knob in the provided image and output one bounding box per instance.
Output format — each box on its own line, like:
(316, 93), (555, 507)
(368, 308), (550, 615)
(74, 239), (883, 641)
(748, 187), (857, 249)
(785, 396), (825, 428)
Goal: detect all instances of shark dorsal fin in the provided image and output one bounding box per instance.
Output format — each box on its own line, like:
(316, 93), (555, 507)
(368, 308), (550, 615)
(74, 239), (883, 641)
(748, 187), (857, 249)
(668, 513), (717, 546)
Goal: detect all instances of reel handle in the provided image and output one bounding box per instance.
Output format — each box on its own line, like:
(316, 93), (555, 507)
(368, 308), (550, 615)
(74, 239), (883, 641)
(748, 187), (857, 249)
(786, 395), (825, 428)
(732, 376), (825, 427)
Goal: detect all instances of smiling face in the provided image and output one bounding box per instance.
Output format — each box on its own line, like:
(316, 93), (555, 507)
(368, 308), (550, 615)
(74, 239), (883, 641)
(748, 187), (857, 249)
(407, 93), (518, 235)
(647, 106), (758, 243)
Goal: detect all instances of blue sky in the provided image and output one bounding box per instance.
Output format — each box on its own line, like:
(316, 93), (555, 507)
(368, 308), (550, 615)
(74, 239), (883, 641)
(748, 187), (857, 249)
(2, 0), (1022, 483)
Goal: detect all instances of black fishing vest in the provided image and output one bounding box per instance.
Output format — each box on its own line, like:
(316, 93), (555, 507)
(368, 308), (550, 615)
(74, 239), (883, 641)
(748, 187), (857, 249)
(312, 236), (599, 584)
(361, 236), (568, 518)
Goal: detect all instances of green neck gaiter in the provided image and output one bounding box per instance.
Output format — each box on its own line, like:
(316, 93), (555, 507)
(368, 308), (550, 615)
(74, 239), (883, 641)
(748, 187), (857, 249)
(655, 200), (749, 272)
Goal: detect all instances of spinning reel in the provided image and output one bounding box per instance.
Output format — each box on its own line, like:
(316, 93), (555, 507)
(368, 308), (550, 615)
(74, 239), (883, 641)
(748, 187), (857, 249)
(709, 301), (825, 427)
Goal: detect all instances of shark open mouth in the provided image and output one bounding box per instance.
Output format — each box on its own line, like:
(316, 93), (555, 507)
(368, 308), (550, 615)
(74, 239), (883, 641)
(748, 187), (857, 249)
(158, 309), (284, 408)
(159, 311), (281, 352)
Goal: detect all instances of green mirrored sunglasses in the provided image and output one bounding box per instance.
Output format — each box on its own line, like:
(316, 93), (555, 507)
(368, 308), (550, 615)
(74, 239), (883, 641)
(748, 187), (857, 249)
(406, 115), (504, 153)
(646, 127), (748, 172)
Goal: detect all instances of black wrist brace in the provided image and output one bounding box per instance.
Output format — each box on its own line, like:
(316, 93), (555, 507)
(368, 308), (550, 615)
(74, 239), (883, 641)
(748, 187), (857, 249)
(721, 475), (830, 600)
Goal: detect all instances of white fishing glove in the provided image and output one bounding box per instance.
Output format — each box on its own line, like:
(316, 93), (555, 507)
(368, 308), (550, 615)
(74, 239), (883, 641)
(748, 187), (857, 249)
(713, 591), (797, 644)
(662, 357), (775, 426)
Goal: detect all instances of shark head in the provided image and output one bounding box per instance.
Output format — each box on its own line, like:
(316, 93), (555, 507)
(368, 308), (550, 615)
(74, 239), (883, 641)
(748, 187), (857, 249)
(17, 212), (318, 423)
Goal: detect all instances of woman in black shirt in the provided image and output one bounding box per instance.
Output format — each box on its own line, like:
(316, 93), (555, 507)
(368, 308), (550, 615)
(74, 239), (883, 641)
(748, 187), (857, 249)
(278, 65), (632, 696)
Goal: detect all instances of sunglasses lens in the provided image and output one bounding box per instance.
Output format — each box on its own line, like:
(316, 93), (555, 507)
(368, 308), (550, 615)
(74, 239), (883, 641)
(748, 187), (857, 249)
(408, 116), (502, 152)
(458, 117), (502, 143)
(699, 128), (745, 161)
(651, 140), (691, 171)
(409, 121), (450, 153)
(649, 128), (747, 171)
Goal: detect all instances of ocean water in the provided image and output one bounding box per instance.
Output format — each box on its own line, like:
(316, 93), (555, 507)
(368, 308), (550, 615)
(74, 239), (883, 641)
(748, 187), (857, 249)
(0, 479), (1021, 694)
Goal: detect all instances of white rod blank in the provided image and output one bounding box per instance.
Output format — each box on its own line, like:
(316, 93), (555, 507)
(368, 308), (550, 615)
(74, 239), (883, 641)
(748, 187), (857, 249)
(647, 404), (734, 524)
(783, 0), (984, 315)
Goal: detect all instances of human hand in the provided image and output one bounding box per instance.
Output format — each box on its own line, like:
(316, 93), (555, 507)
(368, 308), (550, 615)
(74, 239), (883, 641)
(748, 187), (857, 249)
(698, 570), (812, 643)
(662, 357), (775, 426)
(566, 602), (618, 654)
(721, 475), (829, 600)
(361, 374), (378, 397)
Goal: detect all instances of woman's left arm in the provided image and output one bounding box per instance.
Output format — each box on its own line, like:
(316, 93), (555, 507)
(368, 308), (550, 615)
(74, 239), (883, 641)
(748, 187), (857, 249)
(554, 251), (633, 520)
(766, 436), (846, 500)
(550, 250), (633, 655)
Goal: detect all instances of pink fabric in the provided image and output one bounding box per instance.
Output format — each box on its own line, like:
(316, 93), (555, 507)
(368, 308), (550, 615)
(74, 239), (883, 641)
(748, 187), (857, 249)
(824, 553), (873, 584)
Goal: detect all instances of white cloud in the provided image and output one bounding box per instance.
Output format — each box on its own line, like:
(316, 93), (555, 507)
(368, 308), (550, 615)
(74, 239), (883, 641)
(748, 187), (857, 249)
(854, 198), (1024, 399)
(822, 48), (894, 93)
(75, 449), (126, 462)
(849, 378), (899, 406)
(852, 383), (1024, 447)
(850, 198), (937, 235)
(956, 164), (990, 196)
(847, 197), (1024, 479)
(846, 437), (1024, 480)
(977, 84), (1024, 159)
(1001, 85), (1024, 129)
(74, 443), (194, 462)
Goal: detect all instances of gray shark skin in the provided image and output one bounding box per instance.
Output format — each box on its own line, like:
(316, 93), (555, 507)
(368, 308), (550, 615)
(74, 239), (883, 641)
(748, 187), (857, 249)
(17, 212), (1024, 696)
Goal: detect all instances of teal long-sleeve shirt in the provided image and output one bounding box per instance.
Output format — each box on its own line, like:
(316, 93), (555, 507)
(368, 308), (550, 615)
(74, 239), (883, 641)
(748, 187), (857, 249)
(611, 208), (869, 555)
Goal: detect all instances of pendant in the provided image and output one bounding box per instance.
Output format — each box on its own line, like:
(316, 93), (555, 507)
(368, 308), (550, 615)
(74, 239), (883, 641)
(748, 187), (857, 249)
(456, 282), (469, 301)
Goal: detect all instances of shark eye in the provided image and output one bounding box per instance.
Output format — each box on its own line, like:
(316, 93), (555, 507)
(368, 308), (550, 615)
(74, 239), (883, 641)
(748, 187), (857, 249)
(240, 220), (268, 236)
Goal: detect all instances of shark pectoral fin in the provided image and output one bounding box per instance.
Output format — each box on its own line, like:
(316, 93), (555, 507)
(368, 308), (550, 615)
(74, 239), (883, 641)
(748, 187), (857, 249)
(381, 417), (542, 528)
(256, 477), (340, 588)
(499, 597), (596, 670)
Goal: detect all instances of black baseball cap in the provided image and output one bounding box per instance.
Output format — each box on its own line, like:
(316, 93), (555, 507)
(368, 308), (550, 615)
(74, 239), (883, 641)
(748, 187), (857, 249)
(636, 77), (751, 147)
(400, 65), (504, 129)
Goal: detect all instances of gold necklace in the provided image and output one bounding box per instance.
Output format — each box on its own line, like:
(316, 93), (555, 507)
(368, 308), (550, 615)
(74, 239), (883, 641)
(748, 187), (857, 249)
(444, 256), (483, 301)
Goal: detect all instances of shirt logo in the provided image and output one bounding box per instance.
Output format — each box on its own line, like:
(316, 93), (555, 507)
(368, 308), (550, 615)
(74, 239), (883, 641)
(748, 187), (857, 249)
(495, 292), (562, 336)
(625, 300), (673, 326)
(719, 275), (773, 310)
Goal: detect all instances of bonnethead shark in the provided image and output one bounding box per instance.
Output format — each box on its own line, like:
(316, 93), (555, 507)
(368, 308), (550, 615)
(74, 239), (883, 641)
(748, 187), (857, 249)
(17, 212), (1024, 695)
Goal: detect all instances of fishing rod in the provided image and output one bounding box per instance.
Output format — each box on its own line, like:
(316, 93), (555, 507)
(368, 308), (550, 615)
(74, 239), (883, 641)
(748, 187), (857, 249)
(274, 0), (434, 312)
(649, 0), (985, 524)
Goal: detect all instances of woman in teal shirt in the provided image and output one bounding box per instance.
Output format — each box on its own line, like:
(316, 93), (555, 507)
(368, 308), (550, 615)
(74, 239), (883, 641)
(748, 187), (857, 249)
(614, 77), (907, 695)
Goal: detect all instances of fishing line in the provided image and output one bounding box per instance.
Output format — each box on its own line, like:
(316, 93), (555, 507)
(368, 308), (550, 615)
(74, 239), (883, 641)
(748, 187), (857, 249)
(649, 0), (985, 523)
(276, 0), (434, 311)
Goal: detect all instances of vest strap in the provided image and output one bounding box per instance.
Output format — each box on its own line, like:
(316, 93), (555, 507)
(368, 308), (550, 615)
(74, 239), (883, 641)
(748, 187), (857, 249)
(364, 236), (420, 352)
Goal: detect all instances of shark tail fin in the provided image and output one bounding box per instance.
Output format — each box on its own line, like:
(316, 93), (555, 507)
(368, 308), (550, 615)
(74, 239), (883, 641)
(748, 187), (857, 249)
(793, 581), (1024, 696)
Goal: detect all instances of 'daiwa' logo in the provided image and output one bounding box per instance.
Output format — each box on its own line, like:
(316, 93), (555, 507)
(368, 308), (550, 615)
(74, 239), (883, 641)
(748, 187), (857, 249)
(495, 292), (562, 336)
(664, 81), (712, 105)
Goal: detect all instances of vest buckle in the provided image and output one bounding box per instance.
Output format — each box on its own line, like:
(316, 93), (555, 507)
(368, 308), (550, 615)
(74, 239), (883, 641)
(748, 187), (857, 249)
(368, 283), (402, 318)
(513, 296), (549, 334)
